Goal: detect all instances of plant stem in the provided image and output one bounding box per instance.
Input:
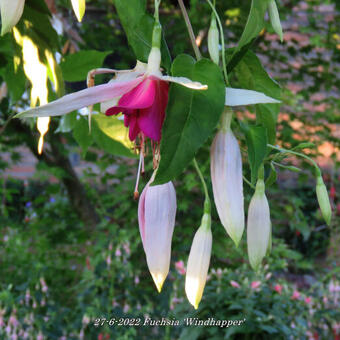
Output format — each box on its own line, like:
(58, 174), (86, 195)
(267, 144), (321, 177)
(206, 0), (229, 86)
(193, 158), (211, 214)
(177, 0), (202, 60)
(243, 175), (255, 189)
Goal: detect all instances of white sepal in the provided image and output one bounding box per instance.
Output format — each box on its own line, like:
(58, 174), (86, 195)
(0, 0), (25, 35)
(225, 87), (280, 106)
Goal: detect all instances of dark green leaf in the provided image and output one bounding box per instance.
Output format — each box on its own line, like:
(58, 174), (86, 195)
(113, 0), (171, 71)
(154, 54), (225, 185)
(60, 50), (111, 82)
(91, 114), (137, 158)
(227, 0), (270, 72)
(232, 50), (281, 144)
(244, 124), (268, 184)
(73, 117), (93, 155)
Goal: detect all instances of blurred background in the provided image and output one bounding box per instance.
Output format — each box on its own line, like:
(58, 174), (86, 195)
(0, 0), (339, 339)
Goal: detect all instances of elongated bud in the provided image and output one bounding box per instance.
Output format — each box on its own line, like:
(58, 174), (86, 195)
(316, 175), (332, 225)
(0, 0), (25, 36)
(268, 0), (283, 42)
(185, 213), (212, 309)
(208, 14), (220, 65)
(247, 179), (271, 271)
(138, 179), (176, 292)
(210, 111), (244, 246)
(71, 0), (86, 22)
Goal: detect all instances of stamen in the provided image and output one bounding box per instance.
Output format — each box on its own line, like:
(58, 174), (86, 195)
(134, 152), (144, 200)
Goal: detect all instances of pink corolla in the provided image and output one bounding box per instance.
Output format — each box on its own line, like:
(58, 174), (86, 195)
(138, 175), (176, 292)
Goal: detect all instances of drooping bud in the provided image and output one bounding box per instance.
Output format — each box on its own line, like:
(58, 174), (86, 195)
(0, 0), (25, 36)
(316, 175), (332, 225)
(185, 213), (212, 309)
(268, 0), (283, 42)
(208, 14), (220, 65)
(138, 178), (176, 292)
(210, 110), (244, 246)
(71, 0), (86, 22)
(247, 179), (271, 271)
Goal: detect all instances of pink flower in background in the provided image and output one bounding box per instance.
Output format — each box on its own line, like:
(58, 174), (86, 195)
(274, 284), (283, 294)
(251, 281), (261, 290)
(175, 260), (186, 275)
(305, 296), (312, 304)
(291, 290), (300, 300)
(230, 280), (240, 288)
(115, 248), (121, 257)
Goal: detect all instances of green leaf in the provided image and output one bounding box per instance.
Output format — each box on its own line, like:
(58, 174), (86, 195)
(60, 50), (111, 82)
(244, 124), (268, 184)
(227, 0), (270, 72)
(265, 162), (277, 186)
(232, 51), (281, 144)
(113, 0), (171, 71)
(73, 117), (93, 155)
(154, 54), (225, 185)
(55, 112), (77, 133)
(91, 114), (137, 158)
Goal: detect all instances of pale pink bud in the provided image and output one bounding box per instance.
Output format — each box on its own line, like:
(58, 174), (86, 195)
(291, 290), (300, 300)
(185, 213), (212, 309)
(247, 179), (271, 270)
(230, 280), (240, 288)
(0, 0), (25, 36)
(210, 112), (244, 246)
(138, 179), (176, 292)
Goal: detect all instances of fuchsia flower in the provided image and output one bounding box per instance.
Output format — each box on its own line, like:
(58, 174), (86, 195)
(291, 290), (300, 300)
(305, 296), (312, 304)
(230, 280), (241, 288)
(15, 52), (207, 145)
(251, 281), (261, 289)
(175, 260), (186, 275)
(274, 284), (283, 294)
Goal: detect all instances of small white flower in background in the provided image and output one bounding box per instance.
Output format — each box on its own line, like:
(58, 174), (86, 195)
(0, 0), (25, 36)
(247, 179), (271, 271)
(185, 213), (212, 309)
(138, 176), (177, 292)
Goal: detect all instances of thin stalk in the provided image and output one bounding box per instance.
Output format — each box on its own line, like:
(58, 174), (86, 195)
(193, 158), (211, 214)
(267, 144), (321, 177)
(243, 175), (255, 189)
(177, 0), (202, 60)
(206, 0), (229, 86)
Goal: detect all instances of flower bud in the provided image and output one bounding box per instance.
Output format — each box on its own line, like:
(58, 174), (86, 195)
(210, 114), (244, 246)
(268, 0), (283, 42)
(0, 0), (25, 36)
(138, 179), (176, 292)
(316, 175), (332, 225)
(208, 15), (220, 65)
(185, 213), (212, 309)
(247, 179), (271, 271)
